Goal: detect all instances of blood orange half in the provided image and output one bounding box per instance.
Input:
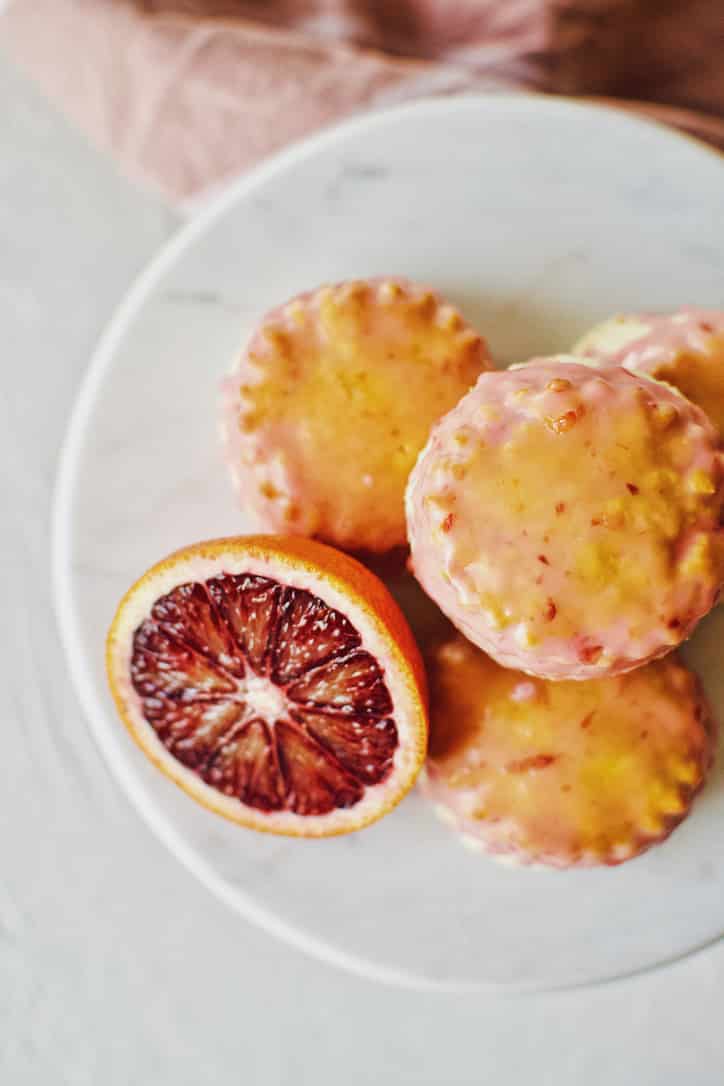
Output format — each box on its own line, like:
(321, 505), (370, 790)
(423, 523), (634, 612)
(106, 536), (428, 836)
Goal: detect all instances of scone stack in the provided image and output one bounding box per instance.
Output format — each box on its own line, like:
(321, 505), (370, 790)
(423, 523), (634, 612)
(224, 284), (724, 866)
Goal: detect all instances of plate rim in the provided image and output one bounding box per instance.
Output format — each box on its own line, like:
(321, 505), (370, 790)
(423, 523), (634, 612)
(51, 92), (724, 993)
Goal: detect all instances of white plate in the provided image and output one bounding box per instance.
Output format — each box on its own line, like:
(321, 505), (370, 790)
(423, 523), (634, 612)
(54, 95), (724, 991)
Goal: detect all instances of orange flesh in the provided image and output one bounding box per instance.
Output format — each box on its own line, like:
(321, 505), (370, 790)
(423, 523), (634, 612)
(131, 574), (399, 815)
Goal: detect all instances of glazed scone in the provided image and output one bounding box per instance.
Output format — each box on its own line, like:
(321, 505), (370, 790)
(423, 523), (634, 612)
(406, 359), (724, 679)
(221, 279), (489, 553)
(422, 633), (714, 868)
(575, 308), (724, 438)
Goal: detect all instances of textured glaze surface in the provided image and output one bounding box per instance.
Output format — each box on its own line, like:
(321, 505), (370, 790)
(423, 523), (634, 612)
(407, 360), (724, 678)
(424, 635), (713, 867)
(575, 308), (724, 438)
(221, 279), (488, 552)
(54, 95), (724, 992)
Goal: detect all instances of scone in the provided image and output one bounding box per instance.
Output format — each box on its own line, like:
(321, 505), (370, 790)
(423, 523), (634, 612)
(575, 308), (724, 438)
(406, 359), (724, 679)
(422, 633), (714, 868)
(221, 279), (489, 553)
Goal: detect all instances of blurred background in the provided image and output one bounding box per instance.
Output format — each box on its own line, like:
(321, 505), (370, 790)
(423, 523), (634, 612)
(2, 0), (723, 206)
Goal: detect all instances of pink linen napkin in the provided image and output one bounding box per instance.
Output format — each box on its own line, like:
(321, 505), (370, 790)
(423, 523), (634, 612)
(1, 0), (722, 206)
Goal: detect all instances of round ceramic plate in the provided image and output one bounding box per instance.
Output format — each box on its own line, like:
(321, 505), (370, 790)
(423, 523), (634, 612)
(54, 95), (724, 991)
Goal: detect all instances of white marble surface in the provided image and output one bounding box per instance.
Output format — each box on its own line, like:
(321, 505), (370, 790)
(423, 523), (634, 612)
(4, 54), (724, 1083)
(55, 92), (724, 993)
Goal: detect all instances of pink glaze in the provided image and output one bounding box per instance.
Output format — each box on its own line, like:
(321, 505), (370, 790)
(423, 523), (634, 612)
(221, 278), (489, 553)
(406, 359), (724, 679)
(422, 635), (714, 868)
(575, 308), (724, 438)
